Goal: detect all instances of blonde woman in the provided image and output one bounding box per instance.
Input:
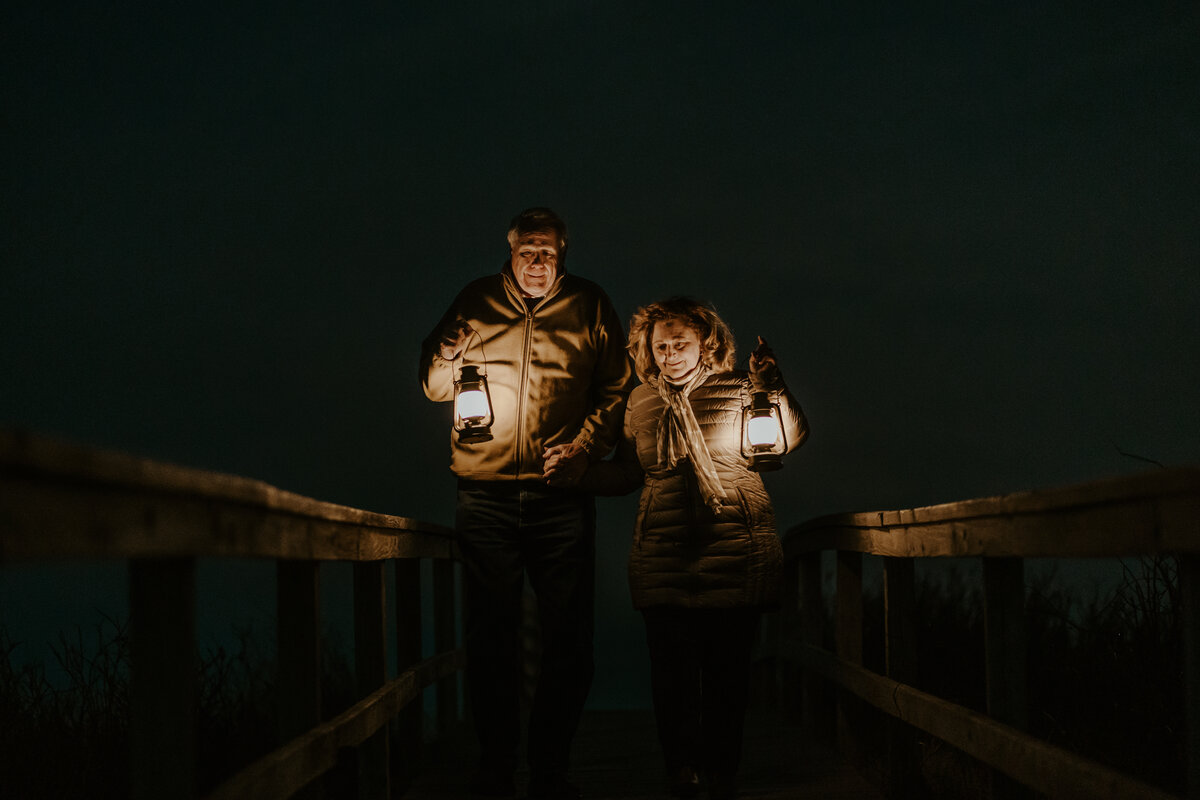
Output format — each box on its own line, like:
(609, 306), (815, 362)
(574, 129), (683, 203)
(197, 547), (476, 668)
(574, 296), (808, 800)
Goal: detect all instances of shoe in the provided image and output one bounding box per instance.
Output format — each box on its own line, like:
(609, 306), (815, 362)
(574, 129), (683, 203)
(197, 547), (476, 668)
(469, 765), (516, 797)
(668, 765), (701, 798)
(527, 773), (581, 800)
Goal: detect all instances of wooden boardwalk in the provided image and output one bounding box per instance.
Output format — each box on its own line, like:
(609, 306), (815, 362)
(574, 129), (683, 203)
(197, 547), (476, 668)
(406, 709), (882, 800)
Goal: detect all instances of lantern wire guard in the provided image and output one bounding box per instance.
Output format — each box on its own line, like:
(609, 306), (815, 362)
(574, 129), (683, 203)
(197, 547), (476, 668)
(743, 389), (785, 472)
(454, 326), (494, 444)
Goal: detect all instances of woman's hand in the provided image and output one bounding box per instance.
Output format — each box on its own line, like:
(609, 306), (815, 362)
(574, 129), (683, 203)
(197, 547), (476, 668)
(543, 442), (588, 487)
(749, 336), (777, 376)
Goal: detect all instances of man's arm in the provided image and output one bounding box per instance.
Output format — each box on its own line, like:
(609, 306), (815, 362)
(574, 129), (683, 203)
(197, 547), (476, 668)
(578, 401), (644, 495)
(571, 292), (635, 459)
(418, 302), (471, 402)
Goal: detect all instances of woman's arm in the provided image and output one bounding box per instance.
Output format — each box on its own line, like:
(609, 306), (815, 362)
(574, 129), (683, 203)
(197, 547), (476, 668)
(576, 409), (645, 496)
(750, 336), (810, 453)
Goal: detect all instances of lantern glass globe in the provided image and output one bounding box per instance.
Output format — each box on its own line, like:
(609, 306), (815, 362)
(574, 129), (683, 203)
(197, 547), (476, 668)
(747, 415), (779, 448)
(456, 388), (490, 421)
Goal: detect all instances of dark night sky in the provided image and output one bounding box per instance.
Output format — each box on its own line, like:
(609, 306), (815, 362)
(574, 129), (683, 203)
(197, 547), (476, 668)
(3, 2), (1199, 707)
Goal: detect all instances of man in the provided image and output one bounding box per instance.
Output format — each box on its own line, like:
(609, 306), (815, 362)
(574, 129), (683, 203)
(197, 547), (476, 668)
(419, 208), (633, 799)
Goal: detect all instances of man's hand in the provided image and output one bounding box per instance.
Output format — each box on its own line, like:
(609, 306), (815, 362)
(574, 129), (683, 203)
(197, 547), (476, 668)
(439, 321), (473, 361)
(749, 335), (778, 376)
(543, 443), (588, 487)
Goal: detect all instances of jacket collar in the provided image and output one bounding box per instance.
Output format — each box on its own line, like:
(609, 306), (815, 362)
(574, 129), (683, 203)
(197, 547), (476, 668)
(500, 260), (567, 311)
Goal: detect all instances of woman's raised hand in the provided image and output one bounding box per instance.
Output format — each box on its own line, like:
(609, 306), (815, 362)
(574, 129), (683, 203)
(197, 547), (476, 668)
(749, 336), (777, 376)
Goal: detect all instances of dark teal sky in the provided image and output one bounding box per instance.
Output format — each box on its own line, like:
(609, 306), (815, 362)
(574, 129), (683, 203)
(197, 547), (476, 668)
(3, 2), (1199, 706)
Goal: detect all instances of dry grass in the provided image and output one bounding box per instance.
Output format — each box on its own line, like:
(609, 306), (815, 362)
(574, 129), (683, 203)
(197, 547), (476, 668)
(0, 557), (1185, 798)
(0, 619), (356, 799)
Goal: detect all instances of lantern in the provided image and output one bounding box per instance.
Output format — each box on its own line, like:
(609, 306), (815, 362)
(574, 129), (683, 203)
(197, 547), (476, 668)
(454, 364), (494, 443)
(741, 391), (785, 471)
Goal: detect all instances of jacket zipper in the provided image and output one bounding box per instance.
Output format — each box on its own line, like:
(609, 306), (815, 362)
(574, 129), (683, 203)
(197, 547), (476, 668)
(515, 304), (534, 476)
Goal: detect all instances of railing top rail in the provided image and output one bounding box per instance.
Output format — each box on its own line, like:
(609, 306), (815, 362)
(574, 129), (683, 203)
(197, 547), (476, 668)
(0, 429), (455, 563)
(784, 466), (1200, 559)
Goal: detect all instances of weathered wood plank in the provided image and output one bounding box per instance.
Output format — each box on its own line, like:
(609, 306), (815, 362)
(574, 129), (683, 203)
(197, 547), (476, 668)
(354, 561), (390, 798)
(835, 551), (864, 765)
(797, 468), (1200, 529)
(130, 558), (198, 800)
(798, 552), (827, 736)
(982, 557), (1030, 799)
(394, 558), (423, 791)
(779, 639), (1179, 800)
(0, 480), (455, 562)
(0, 430), (455, 563)
(276, 559), (322, 800)
(786, 500), (1178, 559)
(205, 650), (465, 800)
(277, 560), (321, 743)
(433, 558), (458, 736)
(982, 558), (1027, 731)
(784, 467), (1200, 559)
(835, 552), (863, 665)
(405, 709), (883, 799)
(882, 556), (918, 795)
(0, 429), (448, 531)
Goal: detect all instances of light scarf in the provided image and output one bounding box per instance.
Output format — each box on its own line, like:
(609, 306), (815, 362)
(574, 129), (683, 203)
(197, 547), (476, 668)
(654, 365), (728, 514)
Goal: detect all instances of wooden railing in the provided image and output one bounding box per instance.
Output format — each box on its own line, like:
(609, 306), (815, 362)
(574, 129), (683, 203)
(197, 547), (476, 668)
(768, 467), (1200, 799)
(0, 430), (465, 800)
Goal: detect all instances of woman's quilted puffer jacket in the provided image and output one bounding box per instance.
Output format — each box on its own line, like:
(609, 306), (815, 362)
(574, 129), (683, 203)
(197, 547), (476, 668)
(584, 369), (808, 610)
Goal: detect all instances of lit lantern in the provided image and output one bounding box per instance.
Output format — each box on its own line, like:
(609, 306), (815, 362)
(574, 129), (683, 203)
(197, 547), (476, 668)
(454, 364), (494, 444)
(741, 391), (785, 471)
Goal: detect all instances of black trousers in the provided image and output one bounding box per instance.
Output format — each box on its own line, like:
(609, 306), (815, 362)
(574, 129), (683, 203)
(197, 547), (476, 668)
(455, 479), (596, 780)
(641, 606), (761, 778)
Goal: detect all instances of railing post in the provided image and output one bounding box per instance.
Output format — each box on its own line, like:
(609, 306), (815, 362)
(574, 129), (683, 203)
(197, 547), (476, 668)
(1181, 554), (1200, 798)
(982, 556), (1028, 798)
(799, 552), (826, 737)
(130, 557), (197, 800)
(835, 551), (864, 763)
(883, 556), (919, 795)
(770, 555), (800, 712)
(982, 557), (1027, 728)
(433, 558), (458, 737)
(394, 558), (423, 791)
(354, 561), (390, 799)
(277, 559), (322, 798)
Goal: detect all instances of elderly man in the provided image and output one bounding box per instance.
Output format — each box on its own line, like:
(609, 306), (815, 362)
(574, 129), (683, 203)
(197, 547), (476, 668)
(419, 208), (633, 800)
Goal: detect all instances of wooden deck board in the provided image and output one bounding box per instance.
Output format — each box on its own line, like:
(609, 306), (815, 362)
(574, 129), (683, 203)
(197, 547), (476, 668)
(405, 710), (882, 799)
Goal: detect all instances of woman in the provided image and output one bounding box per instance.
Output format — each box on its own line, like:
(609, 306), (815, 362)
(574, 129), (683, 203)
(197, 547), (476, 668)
(580, 297), (808, 800)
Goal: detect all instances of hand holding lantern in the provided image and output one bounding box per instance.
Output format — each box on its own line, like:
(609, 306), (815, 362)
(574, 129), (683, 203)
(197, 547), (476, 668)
(439, 321), (472, 360)
(742, 337), (786, 471)
(748, 335), (778, 382)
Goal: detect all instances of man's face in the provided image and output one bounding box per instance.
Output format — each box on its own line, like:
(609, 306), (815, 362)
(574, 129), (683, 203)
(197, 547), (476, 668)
(652, 317), (703, 382)
(510, 230), (560, 297)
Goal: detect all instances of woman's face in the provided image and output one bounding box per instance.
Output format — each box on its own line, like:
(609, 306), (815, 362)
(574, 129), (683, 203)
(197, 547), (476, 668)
(651, 317), (702, 382)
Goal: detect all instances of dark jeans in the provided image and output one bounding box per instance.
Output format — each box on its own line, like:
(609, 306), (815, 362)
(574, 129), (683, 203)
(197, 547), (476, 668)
(455, 479), (596, 780)
(641, 607), (761, 778)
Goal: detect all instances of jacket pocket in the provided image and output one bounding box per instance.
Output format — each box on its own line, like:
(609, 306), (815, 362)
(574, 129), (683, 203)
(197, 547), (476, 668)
(734, 487), (755, 540)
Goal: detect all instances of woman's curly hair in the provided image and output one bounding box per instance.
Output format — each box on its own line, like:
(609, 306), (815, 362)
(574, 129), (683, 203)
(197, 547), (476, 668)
(627, 296), (737, 383)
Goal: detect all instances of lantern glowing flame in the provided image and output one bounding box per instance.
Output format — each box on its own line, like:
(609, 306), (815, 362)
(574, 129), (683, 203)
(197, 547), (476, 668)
(456, 388), (490, 422)
(747, 414), (780, 448)
(741, 391), (785, 472)
(453, 364), (494, 444)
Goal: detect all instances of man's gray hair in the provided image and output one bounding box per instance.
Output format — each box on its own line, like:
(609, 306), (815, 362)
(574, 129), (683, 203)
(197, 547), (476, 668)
(507, 207), (569, 253)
